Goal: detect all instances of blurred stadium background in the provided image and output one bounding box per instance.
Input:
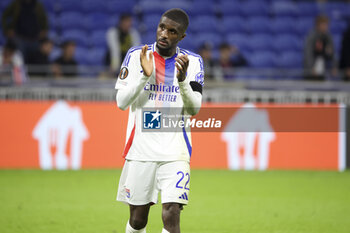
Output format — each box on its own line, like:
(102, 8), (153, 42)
(1, 0), (350, 232)
(0, 0), (350, 79)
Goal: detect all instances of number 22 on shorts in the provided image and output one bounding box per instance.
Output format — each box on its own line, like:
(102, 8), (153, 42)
(176, 171), (190, 190)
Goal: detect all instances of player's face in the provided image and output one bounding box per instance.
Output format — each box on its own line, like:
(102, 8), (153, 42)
(156, 17), (185, 53)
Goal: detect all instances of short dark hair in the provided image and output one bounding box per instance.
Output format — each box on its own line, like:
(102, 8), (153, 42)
(315, 15), (329, 26)
(120, 13), (132, 22)
(61, 40), (76, 49)
(39, 37), (53, 45)
(219, 42), (231, 50)
(162, 8), (189, 33)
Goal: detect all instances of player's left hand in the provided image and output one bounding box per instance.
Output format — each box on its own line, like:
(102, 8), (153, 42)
(175, 54), (189, 82)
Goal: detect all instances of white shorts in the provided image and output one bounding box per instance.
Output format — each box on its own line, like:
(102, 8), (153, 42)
(117, 160), (190, 205)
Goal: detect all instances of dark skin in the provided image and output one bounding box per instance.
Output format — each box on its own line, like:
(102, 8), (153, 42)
(129, 16), (188, 233)
(141, 16), (189, 82)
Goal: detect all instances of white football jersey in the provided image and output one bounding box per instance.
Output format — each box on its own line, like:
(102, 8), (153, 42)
(115, 42), (204, 162)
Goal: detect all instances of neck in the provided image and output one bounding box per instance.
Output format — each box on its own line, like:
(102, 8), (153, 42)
(156, 45), (177, 58)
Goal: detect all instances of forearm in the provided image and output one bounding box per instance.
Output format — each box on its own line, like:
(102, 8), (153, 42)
(116, 75), (150, 110)
(179, 81), (202, 116)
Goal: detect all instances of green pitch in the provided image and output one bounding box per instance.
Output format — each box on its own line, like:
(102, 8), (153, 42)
(1, 170), (350, 233)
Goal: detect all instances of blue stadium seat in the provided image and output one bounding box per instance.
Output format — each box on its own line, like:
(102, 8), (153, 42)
(141, 32), (156, 44)
(330, 20), (347, 35)
(85, 13), (115, 31)
(74, 47), (90, 65)
(218, 1), (242, 17)
(82, 0), (109, 13)
(187, 1), (216, 16)
(191, 16), (220, 33)
(58, 0), (83, 12)
(249, 51), (276, 68)
(143, 14), (161, 32)
(333, 34), (342, 54)
(164, 1), (191, 13)
(178, 33), (196, 51)
(294, 35), (304, 51)
(47, 12), (59, 30)
(240, 2), (270, 17)
(58, 12), (87, 30)
(296, 2), (319, 17)
(48, 30), (58, 42)
(61, 29), (89, 47)
(40, 0), (59, 13)
(0, 0), (12, 10)
(245, 17), (271, 34)
(86, 48), (106, 66)
(271, 1), (298, 17)
(221, 17), (246, 34)
(226, 33), (250, 52)
(192, 0), (217, 3)
(294, 17), (314, 36)
(324, 2), (350, 20)
(269, 17), (295, 35)
(138, 1), (166, 15)
(219, 0), (241, 3)
(275, 51), (302, 68)
(272, 34), (302, 52)
(106, 0), (136, 14)
(247, 34), (274, 52)
(194, 33), (223, 49)
(89, 30), (107, 48)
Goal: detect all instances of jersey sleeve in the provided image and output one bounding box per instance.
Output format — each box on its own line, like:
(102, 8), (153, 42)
(115, 47), (143, 90)
(188, 55), (204, 86)
(185, 55), (204, 95)
(178, 53), (204, 116)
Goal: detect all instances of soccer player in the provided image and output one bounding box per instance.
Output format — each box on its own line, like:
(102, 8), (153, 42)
(115, 8), (204, 233)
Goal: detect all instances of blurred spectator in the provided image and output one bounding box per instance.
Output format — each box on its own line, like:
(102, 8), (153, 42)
(217, 42), (247, 79)
(1, 0), (48, 63)
(52, 41), (77, 78)
(339, 22), (350, 81)
(304, 15), (337, 81)
(105, 14), (141, 73)
(198, 43), (216, 80)
(0, 39), (27, 84)
(27, 38), (53, 77)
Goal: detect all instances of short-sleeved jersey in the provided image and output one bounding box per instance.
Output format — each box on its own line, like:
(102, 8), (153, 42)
(115, 42), (204, 162)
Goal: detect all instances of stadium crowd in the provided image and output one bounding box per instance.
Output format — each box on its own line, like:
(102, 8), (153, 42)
(0, 0), (350, 83)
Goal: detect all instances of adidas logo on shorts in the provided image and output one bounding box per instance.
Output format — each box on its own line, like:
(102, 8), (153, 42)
(179, 192), (188, 200)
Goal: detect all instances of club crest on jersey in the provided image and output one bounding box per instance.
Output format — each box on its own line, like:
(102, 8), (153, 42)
(143, 110), (162, 129)
(118, 67), (129, 80)
(195, 72), (204, 86)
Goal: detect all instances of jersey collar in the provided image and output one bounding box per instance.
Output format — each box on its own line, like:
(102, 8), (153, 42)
(153, 42), (180, 60)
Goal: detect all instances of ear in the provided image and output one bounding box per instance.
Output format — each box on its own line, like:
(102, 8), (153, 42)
(179, 33), (186, 41)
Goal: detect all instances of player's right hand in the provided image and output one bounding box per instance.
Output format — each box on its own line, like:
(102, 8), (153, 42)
(140, 45), (153, 77)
